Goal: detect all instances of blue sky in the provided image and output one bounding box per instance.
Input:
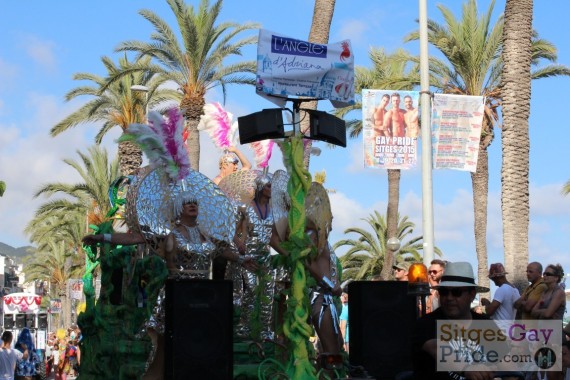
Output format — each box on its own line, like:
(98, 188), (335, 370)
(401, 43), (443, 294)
(1, 0), (569, 284)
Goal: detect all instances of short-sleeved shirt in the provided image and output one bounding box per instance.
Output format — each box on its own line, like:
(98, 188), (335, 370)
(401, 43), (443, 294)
(339, 304), (349, 343)
(491, 283), (520, 331)
(518, 279), (547, 320)
(412, 308), (490, 380)
(0, 347), (24, 380)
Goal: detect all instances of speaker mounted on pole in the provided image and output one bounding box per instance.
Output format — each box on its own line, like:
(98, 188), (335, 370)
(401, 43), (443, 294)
(305, 109), (347, 147)
(237, 108), (286, 144)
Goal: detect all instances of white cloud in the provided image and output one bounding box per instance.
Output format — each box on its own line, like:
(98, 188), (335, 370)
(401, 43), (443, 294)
(22, 34), (57, 71)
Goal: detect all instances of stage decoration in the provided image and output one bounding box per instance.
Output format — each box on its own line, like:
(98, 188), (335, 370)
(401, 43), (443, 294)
(119, 108), (190, 181)
(3, 293), (42, 314)
(251, 139), (274, 169)
(197, 102), (239, 149)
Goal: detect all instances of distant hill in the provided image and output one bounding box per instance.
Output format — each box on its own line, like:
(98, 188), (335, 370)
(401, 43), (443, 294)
(0, 242), (35, 264)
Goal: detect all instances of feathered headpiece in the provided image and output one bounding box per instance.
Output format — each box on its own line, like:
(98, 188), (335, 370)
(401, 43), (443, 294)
(250, 140), (274, 168)
(119, 108), (191, 182)
(197, 103), (239, 149)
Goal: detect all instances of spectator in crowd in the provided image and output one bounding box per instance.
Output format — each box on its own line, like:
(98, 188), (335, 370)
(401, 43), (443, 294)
(393, 261), (411, 281)
(514, 262), (547, 319)
(531, 263), (566, 321)
(14, 327), (39, 380)
(0, 331), (27, 380)
(412, 262), (498, 380)
(480, 263), (520, 332)
(339, 292), (349, 353)
(427, 259), (446, 313)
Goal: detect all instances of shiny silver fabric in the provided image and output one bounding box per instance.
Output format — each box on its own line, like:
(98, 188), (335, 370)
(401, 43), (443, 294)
(125, 167), (235, 245)
(169, 226), (216, 278)
(237, 204), (276, 341)
(310, 245), (340, 335)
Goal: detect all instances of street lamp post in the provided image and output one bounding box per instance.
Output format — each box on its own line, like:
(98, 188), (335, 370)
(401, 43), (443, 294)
(419, 0), (435, 265)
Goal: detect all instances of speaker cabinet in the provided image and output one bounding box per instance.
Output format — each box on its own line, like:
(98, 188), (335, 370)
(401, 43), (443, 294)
(238, 109), (285, 144)
(38, 314), (48, 329)
(15, 314), (25, 329)
(348, 281), (417, 380)
(307, 109), (346, 147)
(165, 279), (233, 380)
(3, 315), (14, 329)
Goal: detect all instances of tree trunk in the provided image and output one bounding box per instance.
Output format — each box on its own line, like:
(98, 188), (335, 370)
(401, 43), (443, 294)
(118, 139), (143, 176)
(501, 0), (533, 290)
(471, 145), (490, 300)
(380, 169), (400, 280)
(302, 0), (336, 170)
(181, 95), (205, 171)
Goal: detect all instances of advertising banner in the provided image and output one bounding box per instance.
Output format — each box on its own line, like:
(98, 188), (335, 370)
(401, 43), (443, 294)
(256, 29), (354, 108)
(50, 298), (62, 314)
(432, 93), (485, 172)
(362, 90), (419, 169)
(69, 279), (83, 300)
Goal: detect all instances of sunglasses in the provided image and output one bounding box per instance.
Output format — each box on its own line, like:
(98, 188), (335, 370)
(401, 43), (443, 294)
(543, 272), (557, 277)
(429, 270), (441, 274)
(393, 268), (405, 272)
(438, 287), (470, 297)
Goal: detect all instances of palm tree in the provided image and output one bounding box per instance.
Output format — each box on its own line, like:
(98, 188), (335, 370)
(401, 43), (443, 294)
(51, 55), (177, 176)
(0, 181), (5, 196)
(24, 212), (87, 328)
(25, 146), (119, 327)
(335, 211), (438, 281)
(335, 47), (420, 280)
(404, 0), (570, 291)
(114, 0), (260, 171)
(300, 0), (337, 170)
(501, 0), (533, 289)
(30, 145), (120, 227)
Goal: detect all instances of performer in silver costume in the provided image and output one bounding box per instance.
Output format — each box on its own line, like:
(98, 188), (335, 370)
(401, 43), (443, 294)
(219, 168), (289, 341)
(305, 182), (343, 356)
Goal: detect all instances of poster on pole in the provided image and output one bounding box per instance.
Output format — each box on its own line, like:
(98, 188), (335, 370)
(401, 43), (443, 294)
(256, 29), (354, 108)
(69, 279), (83, 300)
(431, 93), (485, 172)
(362, 89), (419, 169)
(50, 299), (62, 314)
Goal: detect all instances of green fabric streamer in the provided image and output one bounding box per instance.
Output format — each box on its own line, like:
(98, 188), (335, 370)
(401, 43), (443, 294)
(280, 136), (317, 379)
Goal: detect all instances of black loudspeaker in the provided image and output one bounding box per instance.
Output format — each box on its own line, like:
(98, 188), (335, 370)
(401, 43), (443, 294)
(238, 109), (285, 144)
(306, 109), (346, 147)
(348, 281), (417, 380)
(165, 279), (233, 380)
(38, 314), (48, 329)
(3, 315), (14, 329)
(15, 314), (25, 329)
(25, 314), (35, 328)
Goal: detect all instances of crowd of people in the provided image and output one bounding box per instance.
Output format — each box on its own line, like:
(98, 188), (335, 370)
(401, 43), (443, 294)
(0, 326), (81, 380)
(411, 259), (569, 380)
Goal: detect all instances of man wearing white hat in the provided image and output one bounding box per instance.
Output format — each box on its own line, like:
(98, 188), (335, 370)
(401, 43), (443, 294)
(412, 261), (496, 380)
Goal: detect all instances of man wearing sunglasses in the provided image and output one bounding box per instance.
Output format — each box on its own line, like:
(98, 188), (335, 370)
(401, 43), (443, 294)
(393, 261), (411, 281)
(427, 259), (446, 313)
(412, 262), (497, 380)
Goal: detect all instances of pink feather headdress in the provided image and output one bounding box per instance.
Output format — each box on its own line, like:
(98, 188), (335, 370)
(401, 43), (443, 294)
(120, 107), (190, 181)
(197, 103), (239, 149)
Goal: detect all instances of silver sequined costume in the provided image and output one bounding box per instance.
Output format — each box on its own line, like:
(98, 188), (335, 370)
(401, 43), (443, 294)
(236, 204), (276, 340)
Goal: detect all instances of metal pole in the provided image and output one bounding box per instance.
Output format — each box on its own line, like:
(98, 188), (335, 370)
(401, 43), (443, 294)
(419, 0), (435, 265)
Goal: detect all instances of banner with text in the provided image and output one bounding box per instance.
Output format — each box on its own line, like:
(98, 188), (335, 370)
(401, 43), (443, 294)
(362, 90), (419, 169)
(256, 29), (354, 108)
(69, 279), (84, 300)
(432, 93), (484, 172)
